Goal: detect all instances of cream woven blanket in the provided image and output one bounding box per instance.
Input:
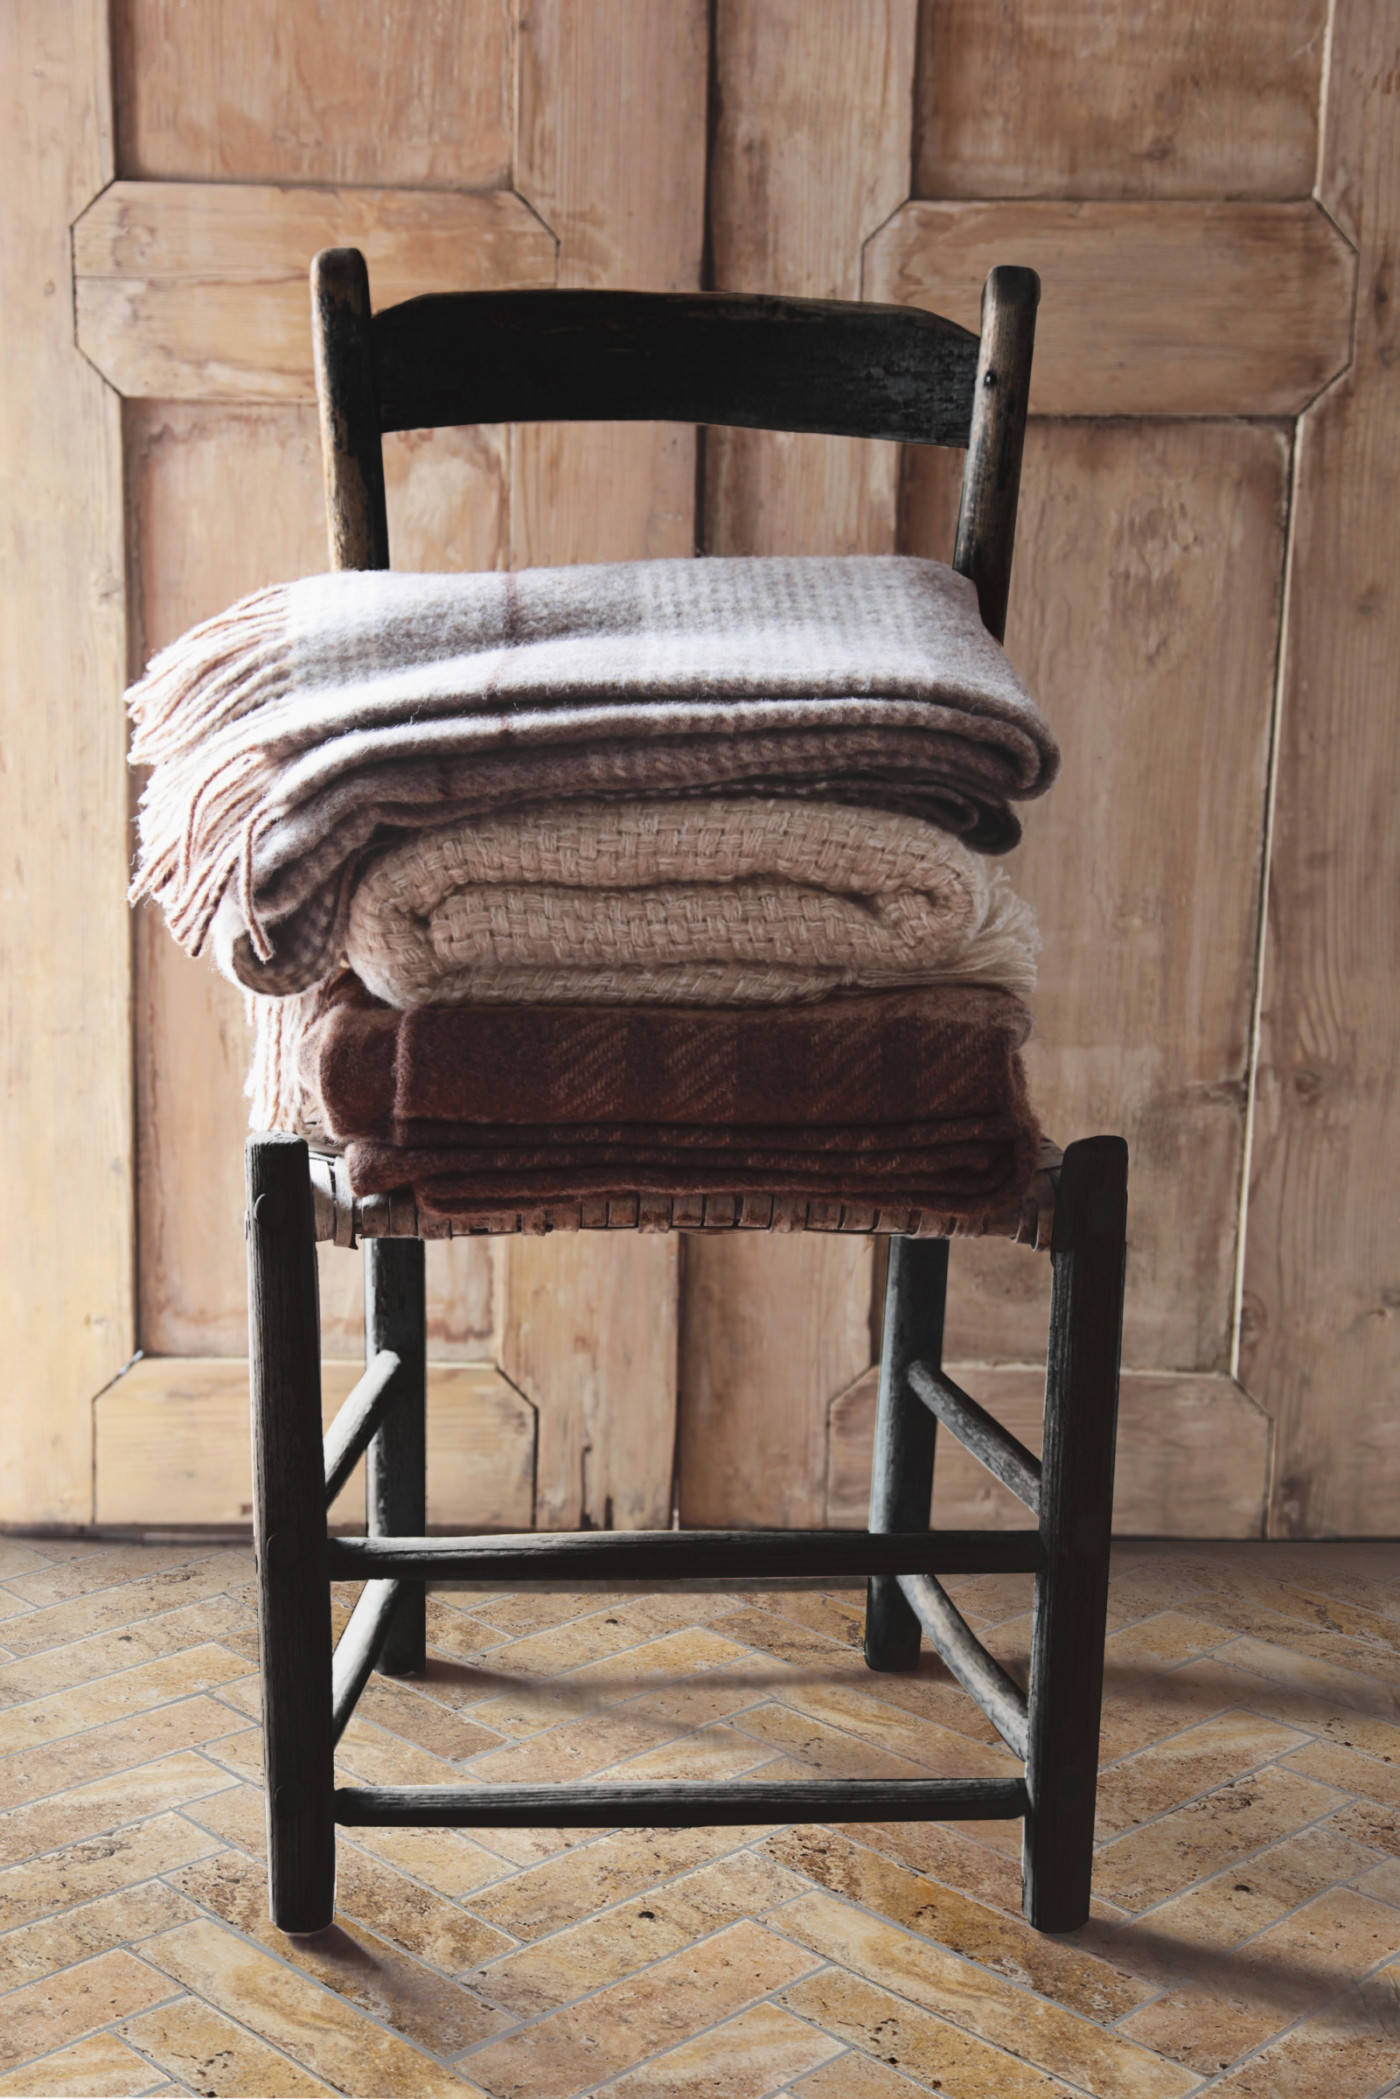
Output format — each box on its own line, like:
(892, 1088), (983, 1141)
(345, 798), (1038, 1007)
(127, 555), (1057, 996)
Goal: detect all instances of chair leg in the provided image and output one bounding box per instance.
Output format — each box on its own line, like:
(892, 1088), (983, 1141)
(246, 1134), (336, 1933)
(864, 1236), (949, 1672)
(1023, 1136), (1128, 1932)
(364, 1237), (427, 1674)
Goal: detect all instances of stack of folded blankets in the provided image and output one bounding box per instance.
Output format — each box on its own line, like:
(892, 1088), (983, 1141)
(128, 555), (1057, 1229)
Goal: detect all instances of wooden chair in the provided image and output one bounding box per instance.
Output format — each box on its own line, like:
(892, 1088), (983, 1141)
(245, 250), (1128, 1937)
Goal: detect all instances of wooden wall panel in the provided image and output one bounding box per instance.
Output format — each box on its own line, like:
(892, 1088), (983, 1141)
(906, 419), (1289, 1374)
(827, 1369), (1271, 1539)
(128, 401), (503, 1361)
(0, 1), (130, 1523)
(676, 0), (916, 1530)
(115, 0), (514, 189)
(916, 0), (1326, 201)
(1240, 0), (1400, 1536)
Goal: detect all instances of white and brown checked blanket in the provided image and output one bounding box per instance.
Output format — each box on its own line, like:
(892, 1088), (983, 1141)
(127, 555), (1058, 997)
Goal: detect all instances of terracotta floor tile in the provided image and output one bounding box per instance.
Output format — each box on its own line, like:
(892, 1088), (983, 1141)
(0, 2030), (169, 2096)
(466, 1826), (763, 1939)
(0, 1645), (252, 1759)
(0, 1750), (236, 1868)
(0, 1880), (197, 1992)
(1093, 1763), (1351, 1911)
(780, 1968), (1083, 2098)
(1199, 1957), (1400, 2097)
(0, 1564), (255, 1663)
(1095, 1713), (1309, 1837)
(0, 1811), (219, 1932)
(139, 1918), (482, 2096)
(1119, 1887), (1400, 2072)
(120, 1993), (337, 2096)
(772, 1890), (1195, 2098)
(0, 1950), (175, 2076)
(765, 1827), (1153, 2021)
(343, 1822), (514, 1900)
(464, 1918), (821, 2099)
(0, 1696), (243, 1812)
(1283, 1734), (1400, 1808)
(837, 1818), (1027, 1917)
(173, 1850), (511, 2049)
(600, 2001), (843, 2096)
(349, 1676), (504, 1761)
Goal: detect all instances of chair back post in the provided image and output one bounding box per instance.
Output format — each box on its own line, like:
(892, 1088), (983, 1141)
(311, 247), (390, 573)
(953, 265), (1039, 643)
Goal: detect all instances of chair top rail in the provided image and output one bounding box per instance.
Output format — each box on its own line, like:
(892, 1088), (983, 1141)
(370, 288), (980, 446)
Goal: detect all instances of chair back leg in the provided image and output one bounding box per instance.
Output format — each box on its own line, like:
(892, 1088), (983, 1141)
(364, 1238), (427, 1674)
(1023, 1136), (1128, 1931)
(247, 1133), (337, 1933)
(865, 1236), (949, 1671)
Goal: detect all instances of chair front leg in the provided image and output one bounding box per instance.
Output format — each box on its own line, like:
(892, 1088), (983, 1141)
(864, 1236), (949, 1672)
(1022, 1136), (1128, 1932)
(364, 1237), (427, 1674)
(247, 1134), (336, 1933)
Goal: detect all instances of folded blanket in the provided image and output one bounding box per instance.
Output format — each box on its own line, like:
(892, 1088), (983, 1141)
(283, 979), (1039, 1220)
(344, 797), (1038, 1008)
(128, 556), (1058, 997)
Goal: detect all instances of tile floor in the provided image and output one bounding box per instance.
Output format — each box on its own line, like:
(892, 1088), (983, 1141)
(0, 1534), (1398, 2095)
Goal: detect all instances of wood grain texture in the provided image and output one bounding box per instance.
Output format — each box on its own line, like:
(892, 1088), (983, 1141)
(114, 0), (514, 188)
(678, 1233), (875, 1530)
(75, 182), (555, 402)
(704, 0), (916, 555)
(500, 1234), (679, 1533)
(0, 1), (129, 1522)
(94, 1358), (536, 1532)
(127, 400), (501, 1364)
(510, 0), (708, 568)
(827, 1368), (1271, 1538)
(1240, 0), (1400, 1537)
(916, 0), (1327, 201)
(905, 418), (1289, 1375)
(865, 200), (1356, 417)
(681, 0), (916, 1530)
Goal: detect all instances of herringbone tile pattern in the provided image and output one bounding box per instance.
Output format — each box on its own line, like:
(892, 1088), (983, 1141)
(0, 1536), (1398, 2095)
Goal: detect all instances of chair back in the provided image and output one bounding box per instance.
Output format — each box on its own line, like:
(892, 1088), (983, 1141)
(312, 254), (1038, 641)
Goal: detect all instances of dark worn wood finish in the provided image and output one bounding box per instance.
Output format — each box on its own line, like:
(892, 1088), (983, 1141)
(364, 1238), (426, 1675)
(865, 1237), (949, 1671)
(1023, 1135), (1129, 1933)
(335, 1776), (1030, 1830)
(371, 288), (979, 444)
(246, 1133), (336, 1934)
(897, 1571), (1029, 1758)
(953, 264), (1040, 642)
(311, 246), (388, 573)
(330, 1577), (404, 1747)
(322, 1348), (401, 1509)
(908, 1360), (1042, 1515)
(325, 1525), (1042, 1584)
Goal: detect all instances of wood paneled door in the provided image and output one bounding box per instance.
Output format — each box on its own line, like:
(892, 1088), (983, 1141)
(3, 1), (1392, 1539)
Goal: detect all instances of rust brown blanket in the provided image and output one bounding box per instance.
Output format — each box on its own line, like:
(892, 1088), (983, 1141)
(294, 979), (1040, 1219)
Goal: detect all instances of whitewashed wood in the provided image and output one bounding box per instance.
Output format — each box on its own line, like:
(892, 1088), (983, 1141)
(75, 182), (555, 402)
(827, 1366), (1270, 1538)
(127, 400), (502, 1362)
(1241, 0), (1400, 1536)
(866, 201), (1355, 417)
(916, 0), (1326, 202)
(95, 1358), (536, 1531)
(905, 419), (1290, 1376)
(0, 1), (129, 1522)
(115, 0), (515, 189)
